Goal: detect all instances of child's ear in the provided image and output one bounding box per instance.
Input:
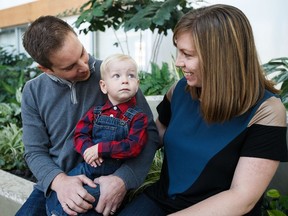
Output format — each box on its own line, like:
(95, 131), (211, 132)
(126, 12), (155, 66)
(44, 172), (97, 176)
(99, 80), (108, 94)
(136, 79), (140, 92)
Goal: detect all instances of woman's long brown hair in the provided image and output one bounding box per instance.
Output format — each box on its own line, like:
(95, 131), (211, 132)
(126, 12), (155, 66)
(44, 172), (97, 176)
(173, 4), (279, 123)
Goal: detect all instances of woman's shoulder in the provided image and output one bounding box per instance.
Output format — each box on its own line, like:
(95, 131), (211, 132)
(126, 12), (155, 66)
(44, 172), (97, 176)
(166, 78), (186, 102)
(249, 96), (287, 127)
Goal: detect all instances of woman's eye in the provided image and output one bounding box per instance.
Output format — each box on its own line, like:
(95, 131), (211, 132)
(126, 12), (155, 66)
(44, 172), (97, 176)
(184, 52), (192, 58)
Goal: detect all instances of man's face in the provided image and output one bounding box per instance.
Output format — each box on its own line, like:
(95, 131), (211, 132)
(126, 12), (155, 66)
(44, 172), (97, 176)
(39, 32), (90, 82)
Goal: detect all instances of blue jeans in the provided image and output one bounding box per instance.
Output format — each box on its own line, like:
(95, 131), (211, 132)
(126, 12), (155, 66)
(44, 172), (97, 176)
(46, 159), (122, 216)
(15, 188), (46, 216)
(117, 193), (166, 216)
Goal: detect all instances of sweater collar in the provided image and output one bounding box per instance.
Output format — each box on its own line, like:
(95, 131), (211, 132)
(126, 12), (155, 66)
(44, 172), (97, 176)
(45, 56), (97, 104)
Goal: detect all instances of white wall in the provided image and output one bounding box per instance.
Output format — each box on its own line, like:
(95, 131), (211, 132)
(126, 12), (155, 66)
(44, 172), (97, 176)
(95, 27), (175, 72)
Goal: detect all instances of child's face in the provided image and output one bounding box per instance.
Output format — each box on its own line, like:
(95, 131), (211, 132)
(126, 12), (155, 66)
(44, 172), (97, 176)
(99, 59), (139, 105)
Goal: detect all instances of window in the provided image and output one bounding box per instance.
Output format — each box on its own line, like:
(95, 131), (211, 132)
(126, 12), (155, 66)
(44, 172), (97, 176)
(0, 25), (28, 54)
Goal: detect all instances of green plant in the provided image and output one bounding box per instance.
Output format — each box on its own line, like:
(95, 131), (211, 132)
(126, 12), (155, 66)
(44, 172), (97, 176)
(0, 123), (26, 171)
(0, 89), (22, 129)
(262, 189), (288, 216)
(262, 57), (288, 109)
(128, 148), (164, 200)
(0, 47), (39, 172)
(139, 61), (182, 95)
(0, 89), (27, 171)
(76, 0), (191, 35)
(0, 46), (41, 104)
(75, 0), (192, 62)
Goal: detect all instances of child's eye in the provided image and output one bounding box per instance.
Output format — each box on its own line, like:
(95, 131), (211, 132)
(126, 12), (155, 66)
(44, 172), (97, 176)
(128, 74), (135, 79)
(112, 74), (120, 78)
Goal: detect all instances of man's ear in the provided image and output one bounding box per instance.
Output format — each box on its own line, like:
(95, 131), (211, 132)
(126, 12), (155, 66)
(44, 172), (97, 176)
(37, 65), (54, 75)
(99, 80), (108, 94)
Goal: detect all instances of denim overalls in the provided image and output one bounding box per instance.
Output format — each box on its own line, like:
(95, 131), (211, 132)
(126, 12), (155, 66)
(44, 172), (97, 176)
(46, 105), (141, 216)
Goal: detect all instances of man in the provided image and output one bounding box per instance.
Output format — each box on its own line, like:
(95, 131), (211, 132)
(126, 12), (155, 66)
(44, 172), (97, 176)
(16, 15), (158, 216)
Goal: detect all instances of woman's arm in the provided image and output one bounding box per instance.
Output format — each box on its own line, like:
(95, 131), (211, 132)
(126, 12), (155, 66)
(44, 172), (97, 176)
(156, 118), (167, 146)
(169, 156), (279, 216)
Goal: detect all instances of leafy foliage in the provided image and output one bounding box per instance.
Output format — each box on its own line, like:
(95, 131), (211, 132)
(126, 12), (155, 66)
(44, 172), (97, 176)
(0, 90), (22, 129)
(0, 87), (26, 171)
(262, 189), (288, 216)
(128, 148), (164, 200)
(0, 46), (41, 104)
(262, 57), (288, 109)
(0, 123), (25, 171)
(139, 62), (182, 96)
(75, 0), (192, 35)
(0, 46), (40, 171)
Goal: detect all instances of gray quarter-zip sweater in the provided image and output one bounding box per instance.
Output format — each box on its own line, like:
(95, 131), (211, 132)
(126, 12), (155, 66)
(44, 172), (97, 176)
(21, 55), (159, 195)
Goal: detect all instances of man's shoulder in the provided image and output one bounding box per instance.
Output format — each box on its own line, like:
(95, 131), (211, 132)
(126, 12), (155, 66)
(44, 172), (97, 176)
(88, 55), (102, 73)
(23, 73), (48, 89)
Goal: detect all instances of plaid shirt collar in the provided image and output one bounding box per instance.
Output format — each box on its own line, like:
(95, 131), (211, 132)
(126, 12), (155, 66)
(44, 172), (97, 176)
(101, 96), (137, 113)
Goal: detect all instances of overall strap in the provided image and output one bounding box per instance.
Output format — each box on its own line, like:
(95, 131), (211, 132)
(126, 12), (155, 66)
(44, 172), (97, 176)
(93, 106), (103, 121)
(93, 105), (103, 116)
(123, 107), (141, 122)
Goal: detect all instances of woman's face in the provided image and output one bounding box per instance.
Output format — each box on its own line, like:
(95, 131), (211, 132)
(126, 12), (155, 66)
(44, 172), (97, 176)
(175, 32), (202, 87)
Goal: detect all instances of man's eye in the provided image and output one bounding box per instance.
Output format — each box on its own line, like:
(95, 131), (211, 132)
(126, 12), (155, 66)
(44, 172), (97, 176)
(64, 66), (74, 71)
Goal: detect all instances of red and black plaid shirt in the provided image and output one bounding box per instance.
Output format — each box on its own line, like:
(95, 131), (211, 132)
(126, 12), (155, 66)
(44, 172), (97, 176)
(74, 97), (148, 159)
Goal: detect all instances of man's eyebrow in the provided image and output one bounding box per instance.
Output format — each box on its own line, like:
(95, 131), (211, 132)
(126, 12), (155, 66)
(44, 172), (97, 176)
(60, 46), (84, 70)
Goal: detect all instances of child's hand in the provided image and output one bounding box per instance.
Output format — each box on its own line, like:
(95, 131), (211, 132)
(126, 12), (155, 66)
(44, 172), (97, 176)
(92, 157), (103, 167)
(83, 145), (103, 167)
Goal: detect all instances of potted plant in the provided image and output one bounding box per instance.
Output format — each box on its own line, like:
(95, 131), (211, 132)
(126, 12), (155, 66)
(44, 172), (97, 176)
(262, 189), (288, 216)
(262, 57), (288, 109)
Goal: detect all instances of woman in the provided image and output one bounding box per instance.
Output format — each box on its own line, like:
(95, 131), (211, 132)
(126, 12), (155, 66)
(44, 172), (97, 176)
(117, 4), (288, 216)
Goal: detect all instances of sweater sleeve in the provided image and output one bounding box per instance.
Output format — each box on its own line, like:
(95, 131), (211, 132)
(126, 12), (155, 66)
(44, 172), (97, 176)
(113, 90), (159, 190)
(21, 80), (63, 195)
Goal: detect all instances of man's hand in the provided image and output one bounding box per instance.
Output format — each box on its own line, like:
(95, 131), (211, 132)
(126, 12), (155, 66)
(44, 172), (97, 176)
(51, 173), (97, 215)
(94, 175), (127, 216)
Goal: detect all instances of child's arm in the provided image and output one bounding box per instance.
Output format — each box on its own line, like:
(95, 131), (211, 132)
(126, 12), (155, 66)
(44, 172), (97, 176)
(74, 107), (95, 155)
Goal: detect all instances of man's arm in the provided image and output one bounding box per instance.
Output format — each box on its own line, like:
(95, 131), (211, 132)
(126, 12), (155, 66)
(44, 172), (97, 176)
(21, 81), (64, 193)
(21, 81), (96, 215)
